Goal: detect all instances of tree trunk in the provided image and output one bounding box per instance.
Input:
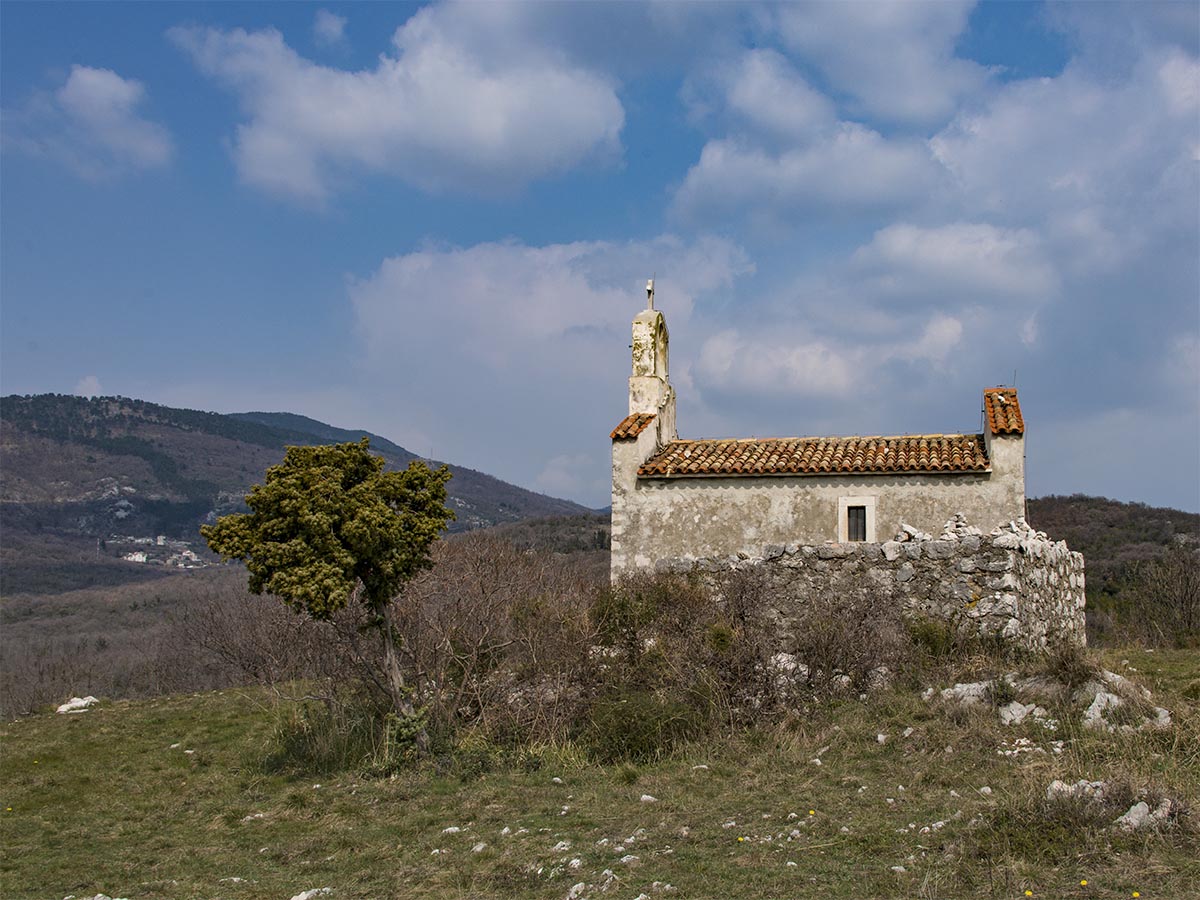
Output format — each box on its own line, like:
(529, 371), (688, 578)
(378, 597), (429, 753)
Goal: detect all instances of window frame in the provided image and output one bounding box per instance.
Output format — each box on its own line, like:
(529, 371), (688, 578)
(837, 495), (877, 542)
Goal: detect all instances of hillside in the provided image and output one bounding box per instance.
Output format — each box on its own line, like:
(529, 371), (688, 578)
(1027, 494), (1200, 598)
(0, 394), (590, 594)
(2, 648), (1196, 899)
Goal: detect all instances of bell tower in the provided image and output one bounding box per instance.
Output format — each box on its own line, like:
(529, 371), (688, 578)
(627, 279), (676, 438)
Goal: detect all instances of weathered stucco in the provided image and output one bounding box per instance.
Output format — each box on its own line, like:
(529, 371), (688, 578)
(655, 516), (1087, 651)
(612, 462), (1026, 575)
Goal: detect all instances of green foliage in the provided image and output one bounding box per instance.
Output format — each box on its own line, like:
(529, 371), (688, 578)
(582, 689), (705, 763)
(705, 622), (735, 654)
(985, 678), (1017, 707)
(908, 617), (955, 658)
(261, 700), (394, 776)
(201, 438), (454, 616)
(616, 762), (640, 784)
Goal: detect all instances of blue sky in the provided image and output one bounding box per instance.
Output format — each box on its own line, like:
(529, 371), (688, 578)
(2, 1), (1197, 511)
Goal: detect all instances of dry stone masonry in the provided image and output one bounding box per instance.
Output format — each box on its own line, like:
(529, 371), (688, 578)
(655, 514), (1086, 651)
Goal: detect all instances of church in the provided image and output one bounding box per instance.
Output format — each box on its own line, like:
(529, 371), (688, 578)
(610, 282), (1028, 579)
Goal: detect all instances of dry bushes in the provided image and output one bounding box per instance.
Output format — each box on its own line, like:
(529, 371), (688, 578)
(0, 569), (266, 716)
(184, 550), (964, 766)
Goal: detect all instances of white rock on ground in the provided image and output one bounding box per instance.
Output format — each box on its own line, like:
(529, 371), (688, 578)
(999, 701), (1039, 725)
(290, 890), (333, 900)
(940, 682), (991, 706)
(1046, 779), (1108, 802)
(1082, 690), (1122, 729)
(56, 696), (99, 714)
(640, 794), (658, 803)
(1115, 798), (1176, 831)
(565, 883), (587, 900)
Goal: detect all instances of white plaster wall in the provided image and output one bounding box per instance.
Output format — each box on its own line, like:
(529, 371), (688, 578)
(611, 467), (1025, 576)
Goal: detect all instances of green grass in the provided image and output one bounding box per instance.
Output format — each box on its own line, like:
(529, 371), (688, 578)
(2, 650), (1198, 900)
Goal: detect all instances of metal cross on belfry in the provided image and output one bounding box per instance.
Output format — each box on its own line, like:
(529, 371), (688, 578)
(646, 277), (655, 309)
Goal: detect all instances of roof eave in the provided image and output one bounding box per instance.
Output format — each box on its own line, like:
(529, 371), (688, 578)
(636, 466), (993, 480)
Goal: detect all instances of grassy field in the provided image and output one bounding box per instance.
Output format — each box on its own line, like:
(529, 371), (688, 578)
(2, 648), (1197, 900)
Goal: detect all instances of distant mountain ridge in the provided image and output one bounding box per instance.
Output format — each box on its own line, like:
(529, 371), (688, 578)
(230, 411), (420, 463)
(0, 393), (590, 593)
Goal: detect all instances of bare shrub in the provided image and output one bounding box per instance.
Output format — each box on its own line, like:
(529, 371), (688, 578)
(0, 568), (282, 716)
(1128, 543), (1200, 647)
(787, 583), (914, 693)
(399, 532), (600, 743)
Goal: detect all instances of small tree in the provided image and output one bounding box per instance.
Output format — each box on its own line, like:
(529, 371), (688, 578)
(200, 439), (454, 746)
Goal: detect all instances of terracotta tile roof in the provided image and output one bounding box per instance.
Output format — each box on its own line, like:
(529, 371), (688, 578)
(983, 388), (1024, 435)
(638, 433), (990, 478)
(611, 413), (656, 441)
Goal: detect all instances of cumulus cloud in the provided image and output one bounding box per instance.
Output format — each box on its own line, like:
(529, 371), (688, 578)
(674, 126), (940, 225)
(851, 223), (1059, 302)
(689, 307), (966, 410)
(673, 43), (942, 226)
(170, 9), (624, 200)
(74, 375), (103, 397)
(687, 48), (836, 142)
(773, 0), (988, 125)
(930, 48), (1199, 251)
(347, 235), (751, 505)
(3, 65), (172, 179)
(693, 328), (855, 400)
(313, 9), (348, 47)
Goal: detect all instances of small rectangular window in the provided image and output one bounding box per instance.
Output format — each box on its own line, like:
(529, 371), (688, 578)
(847, 506), (867, 542)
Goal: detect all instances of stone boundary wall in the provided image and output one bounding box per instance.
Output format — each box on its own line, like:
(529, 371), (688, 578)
(654, 515), (1086, 652)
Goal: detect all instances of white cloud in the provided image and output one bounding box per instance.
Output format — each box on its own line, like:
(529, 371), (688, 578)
(3, 65), (172, 179)
(693, 48), (836, 142)
(852, 223), (1059, 301)
(930, 48), (1199, 250)
(347, 235), (751, 505)
(694, 329), (855, 399)
(898, 314), (964, 363)
(690, 309), (965, 412)
(74, 375), (103, 397)
(170, 11), (624, 200)
(313, 9), (348, 47)
(674, 126), (940, 225)
(535, 453), (606, 500)
(773, 0), (988, 126)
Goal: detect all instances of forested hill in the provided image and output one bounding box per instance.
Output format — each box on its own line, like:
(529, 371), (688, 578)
(0, 394), (590, 592)
(229, 411), (419, 462)
(1027, 494), (1199, 596)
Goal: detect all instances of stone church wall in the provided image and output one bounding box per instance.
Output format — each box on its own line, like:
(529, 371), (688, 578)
(651, 515), (1086, 652)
